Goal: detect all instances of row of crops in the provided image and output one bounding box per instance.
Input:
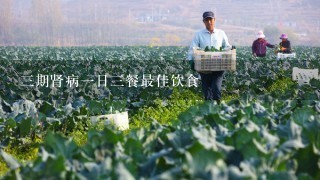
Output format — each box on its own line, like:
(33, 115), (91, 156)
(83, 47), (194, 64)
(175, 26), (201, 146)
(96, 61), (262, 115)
(0, 46), (319, 179)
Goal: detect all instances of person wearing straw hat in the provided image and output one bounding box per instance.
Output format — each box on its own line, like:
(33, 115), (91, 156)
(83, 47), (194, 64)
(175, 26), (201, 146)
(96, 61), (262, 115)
(279, 33), (292, 53)
(252, 30), (275, 57)
(187, 11), (232, 104)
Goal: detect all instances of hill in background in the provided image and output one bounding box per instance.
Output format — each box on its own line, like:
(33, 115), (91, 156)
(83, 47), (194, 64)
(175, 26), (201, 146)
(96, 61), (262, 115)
(0, 0), (319, 46)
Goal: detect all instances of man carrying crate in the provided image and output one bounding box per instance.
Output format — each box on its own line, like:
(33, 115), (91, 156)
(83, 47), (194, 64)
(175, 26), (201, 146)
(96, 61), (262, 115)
(187, 11), (232, 104)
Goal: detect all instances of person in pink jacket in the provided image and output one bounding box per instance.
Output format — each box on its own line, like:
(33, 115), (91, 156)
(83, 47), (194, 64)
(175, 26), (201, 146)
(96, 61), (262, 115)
(252, 30), (275, 57)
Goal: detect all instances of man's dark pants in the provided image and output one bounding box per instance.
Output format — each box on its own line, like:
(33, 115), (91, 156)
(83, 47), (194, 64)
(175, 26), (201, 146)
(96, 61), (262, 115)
(199, 71), (225, 101)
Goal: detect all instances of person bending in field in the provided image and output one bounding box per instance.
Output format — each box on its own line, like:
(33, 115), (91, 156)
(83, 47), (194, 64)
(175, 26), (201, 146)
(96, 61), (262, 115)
(252, 30), (275, 57)
(187, 11), (232, 104)
(278, 33), (292, 53)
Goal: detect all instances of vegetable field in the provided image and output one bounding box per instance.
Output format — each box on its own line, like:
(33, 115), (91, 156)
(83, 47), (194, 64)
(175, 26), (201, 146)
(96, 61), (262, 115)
(0, 46), (320, 179)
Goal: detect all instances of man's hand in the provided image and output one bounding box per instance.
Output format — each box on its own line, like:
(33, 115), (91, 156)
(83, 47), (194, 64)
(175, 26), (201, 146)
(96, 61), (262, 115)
(253, 53), (257, 57)
(189, 60), (195, 71)
(281, 47), (286, 51)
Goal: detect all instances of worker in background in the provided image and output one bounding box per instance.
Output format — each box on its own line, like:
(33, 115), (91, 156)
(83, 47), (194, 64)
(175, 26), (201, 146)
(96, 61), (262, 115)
(278, 33), (292, 53)
(252, 30), (275, 57)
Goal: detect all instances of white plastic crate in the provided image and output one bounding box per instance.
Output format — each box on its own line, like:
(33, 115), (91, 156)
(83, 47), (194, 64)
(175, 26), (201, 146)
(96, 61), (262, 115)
(90, 111), (129, 130)
(277, 52), (296, 59)
(193, 48), (236, 72)
(292, 67), (319, 85)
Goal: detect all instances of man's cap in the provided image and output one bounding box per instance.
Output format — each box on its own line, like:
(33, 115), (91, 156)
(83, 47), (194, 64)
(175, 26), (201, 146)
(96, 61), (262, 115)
(203, 11), (214, 20)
